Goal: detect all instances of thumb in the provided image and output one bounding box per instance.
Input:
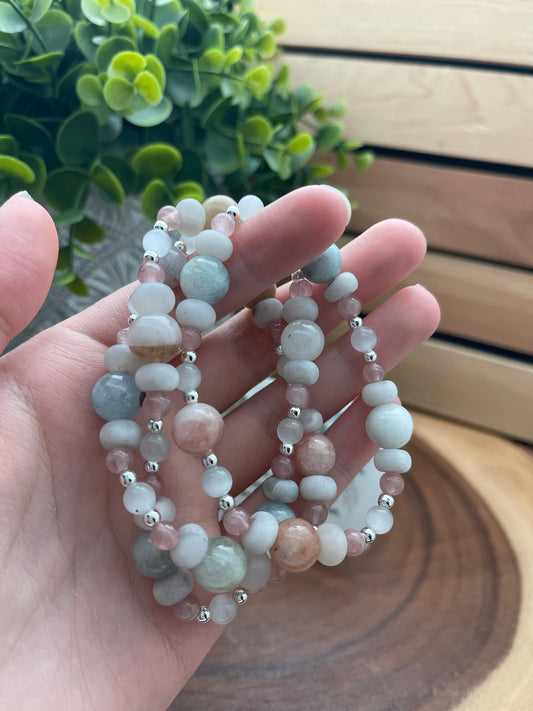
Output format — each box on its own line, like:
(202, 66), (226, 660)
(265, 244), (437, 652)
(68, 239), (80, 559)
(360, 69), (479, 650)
(0, 193), (58, 354)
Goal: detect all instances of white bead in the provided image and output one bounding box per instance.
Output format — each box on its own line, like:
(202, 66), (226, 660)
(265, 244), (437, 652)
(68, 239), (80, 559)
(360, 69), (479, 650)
(324, 272), (358, 302)
(240, 553), (271, 592)
(366, 505), (394, 534)
(194, 229), (234, 262)
(277, 355), (288, 378)
(99, 419), (142, 450)
(283, 359), (319, 385)
(242, 511), (279, 555)
(300, 408), (323, 433)
(104, 344), (145, 373)
(251, 298), (283, 328)
(128, 283), (176, 315)
(139, 433), (170, 462)
(153, 568), (194, 606)
(300, 475), (337, 501)
(175, 298), (216, 331)
(366, 403), (414, 448)
(263, 477), (299, 503)
(282, 296), (319, 322)
(281, 319), (325, 360)
(123, 482), (156, 515)
(135, 363), (179, 392)
(209, 593), (237, 624)
(238, 194), (264, 220)
(374, 448), (412, 473)
(202, 465), (233, 497)
(277, 417), (304, 445)
(350, 326), (377, 353)
(361, 380), (398, 407)
(176, 363), (202, 392)
(176, 198), (206, 236)
(317, 523), (348, 566)
(142, 228), (172, 257)
(170, 523), (208, 568)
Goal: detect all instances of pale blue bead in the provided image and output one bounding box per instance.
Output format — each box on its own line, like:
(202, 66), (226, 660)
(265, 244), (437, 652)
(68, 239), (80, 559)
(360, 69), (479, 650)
(193, 536), (247, 593)
(301, 244), (342, 284)
(92, 371), (141, 421)
(132, 532), (177, 579)
(257, 501), (295, 522)
(179, 255), (230, 304)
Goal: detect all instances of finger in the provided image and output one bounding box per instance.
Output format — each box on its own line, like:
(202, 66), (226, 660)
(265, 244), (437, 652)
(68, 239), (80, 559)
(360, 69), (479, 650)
(0, 195), (58, 354)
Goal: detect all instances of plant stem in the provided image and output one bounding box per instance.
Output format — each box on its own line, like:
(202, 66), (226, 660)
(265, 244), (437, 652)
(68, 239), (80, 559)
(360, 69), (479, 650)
(6, 0), (48, 54)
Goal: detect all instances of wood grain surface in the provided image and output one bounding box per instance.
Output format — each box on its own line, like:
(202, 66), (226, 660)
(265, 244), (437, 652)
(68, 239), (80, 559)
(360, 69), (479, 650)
(172, 414), (532, 711)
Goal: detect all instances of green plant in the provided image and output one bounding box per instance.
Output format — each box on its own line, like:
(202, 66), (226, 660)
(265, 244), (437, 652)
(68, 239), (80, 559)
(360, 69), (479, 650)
(0, 0), (372, 294)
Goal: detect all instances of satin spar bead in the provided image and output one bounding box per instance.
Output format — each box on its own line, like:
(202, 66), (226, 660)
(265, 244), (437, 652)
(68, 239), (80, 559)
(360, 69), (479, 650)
(366, 403), (414, 449)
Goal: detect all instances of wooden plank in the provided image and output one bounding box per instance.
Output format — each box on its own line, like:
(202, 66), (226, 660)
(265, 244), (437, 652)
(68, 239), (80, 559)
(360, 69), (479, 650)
(285, 54), (533, 167)
(336, 157), (533, 270)
(389, 340), (533, 442)
(255, 0), (533, 67)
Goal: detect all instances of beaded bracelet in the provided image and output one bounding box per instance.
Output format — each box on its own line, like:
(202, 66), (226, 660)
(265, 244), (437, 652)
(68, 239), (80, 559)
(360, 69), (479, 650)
(91, 192), (414, 625)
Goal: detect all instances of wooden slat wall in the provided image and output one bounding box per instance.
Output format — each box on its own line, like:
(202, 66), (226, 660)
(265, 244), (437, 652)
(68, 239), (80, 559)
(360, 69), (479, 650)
(256, 0), (533, 441)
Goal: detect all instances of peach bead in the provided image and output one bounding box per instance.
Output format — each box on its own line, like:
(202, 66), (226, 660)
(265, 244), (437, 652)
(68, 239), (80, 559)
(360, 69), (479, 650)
(270, 518), (321, 572)
(294, 433), (336, 476)
(172, 403), (224, 455)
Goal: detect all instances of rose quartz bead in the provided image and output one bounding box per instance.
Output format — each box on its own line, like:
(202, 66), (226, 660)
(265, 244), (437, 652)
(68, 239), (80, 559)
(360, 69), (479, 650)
(345, 529), (367, 556)
(271, 454), (295, 479)
(203, 195), (237, 228)
(142, 392), (172, 420)
(363, 363), (385, 383)
(180, 326), (202, 351)
(151, 522), (180, 550)
(211, 212), (236, 236)
(173, 594), (200, 622)
(338, 295), (362, 319)
(268, 562), (287, 584)
(116, 327), (129, 344)
(270, 518), (321, 573)
(289, 278), (313, 297)
(301, 501), (328, 526)
(157, 205), (182, 230)
(137, 261), (165, 283)
(295, 434), (336, 476)
(106, 447), (134, 474)
(222, 506), (251, 536)
(285, 384), (310, 408)
(173, 403), (224, 455)
(142, 473), (164, 498)
(380, 472), (405, 496)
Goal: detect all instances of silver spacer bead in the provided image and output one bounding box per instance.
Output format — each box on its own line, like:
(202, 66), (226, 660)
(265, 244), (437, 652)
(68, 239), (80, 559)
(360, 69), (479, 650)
(154, 219), (168, 231)
(233, 589), (248, 605)
(128, 313), (139, 325)
(147, 419), (163, 433)
(275, 344), (284, 356)
(226, 206), (239, 220)
(364, 350), (377, 362)
(280, 443), (294, 456)
(182, 350), (197, 363)
(288, 406), (301, 419)
(219, 494), (235, 511)
(350, 316), (363, 329)
(174, 240), (187, 252)
(143, 250), (159, 263)
(202, 453), (218, 467)
(184, 390), (199, 404)
(120, 471), (137, 487)
(291, 270), (303, 281)
(197, 606), (211, 623)
(144, 461), (159, 473)
(378, 493), (395, 508)
(143, 509), (161, 527)
(361, 526), (376, 543)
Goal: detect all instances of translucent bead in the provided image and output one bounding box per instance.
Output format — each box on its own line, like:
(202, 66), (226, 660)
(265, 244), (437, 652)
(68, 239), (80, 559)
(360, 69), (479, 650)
(270, 518), (321, 572)
(99, 419), (142, 450)
(104, 344), (145, 374)
(193, 536), (247, 593)
(142, 392), (172, 420)
(277, 417), (304, 445)
(362, 380), (398, 407)
(237, 194), (264, 220)
(159, 245), (187, 288)
(172, 403), (224, 455)
(271, 454), (295, 479)
(363, 362), (385, 383)
(286, 384), (310, 408)
(176, 198), (206, 236)
(173, 594), (200, 622)
(374, 448), (412, 473)
(157, 205), (181, 230)
(195, 229), (233, 262)
(289, 278), (313, 297)
(317, 522), (348, 566)
(209, 593), (237, 625)
(154, 496), (175, 521)
(142, 228), (172, 257)
(242, 511), (279, 555)
(301, 244), (342, 284)
(338, 295), (362, 319)
(138, 261), (165, 283)
(202, 465), (233, 498)
(283, 360), (319, 385)
(106, 447), (134, 474)
(295, 433), (336, 475)
(176, 363), (202, 392)
(180, 327), (202, 351)
(128, 282), (176, 315)
(92, 372), (142, 422)
(282, 296), (319, 323)
(132, 531), (177, 579)
(222, 507), (251, 536)
(140, 433), (170, 462)
(366, 404), (414, 449)
(300, 475), (337, 502)
(170, 523), (209, 569)
(153, 568), (194, 606)
(257, 501), (295, 523)
(179, 255), (229, 304)
(350, 325), (377, 353)
(123, 482), (156, 515)
(175, 298), (216, 332)
(142, 473), (164, 498)
(151, 522), (180, 550)
(380, 472), (405, 496)
(251, 297), (283, 329)
(262, 476), (299, 503)
(301, 501), (328, 526)
(128, 313), (182, 362)
(211, 212), (236, 236)
(345, 529), (367, 556)
(203, 195), (237, 228)
(240, 552), (271, 592)
(135, 363), (179, 392)
(366, 505), (394, 534)
(281, 319), (324, 361)
(116, 327), (129, 344)
(324, 272), (358, 302)
(299, 408), (324, 433)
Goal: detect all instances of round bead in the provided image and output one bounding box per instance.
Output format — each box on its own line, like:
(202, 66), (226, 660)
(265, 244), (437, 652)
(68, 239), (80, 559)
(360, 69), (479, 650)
(135, 363), (180, 392)
(270, 518), (321, 573)
(172, 403), (224, 455)
(128, 283), (176, 315)
(350, 325), (377, 353)
(301, 501), (328, 526)
(257, 501), (295, 523)
(283, 360), (320, 385)
(132, 531), (177, 579)
(209, 593), (237, 625)
(104, 344), (145, 374)
(157, 205), (181, 230)
(366, 505), (394, 534)
(324, 272), (358, 302)
(173, 594), (200, 622)
(193, 536), (247, 593)
(299, 408), (324, 433)
(176, 363), (202, 392)
(317, 522), (348, 566)
(242, 511), (279, 555)
(271, 454), (295, 479)
(338, 295), (362, 319)
(92, 372), (142, 421)
(142, 473), (164, 498)
(240, 552), (271, 592)
(211, 212), (236, 236)
(175, 298), (216, 331)
(362, 380), (398, 407)
(262, 477), (299, 503)
(138, 260), (165, 284)
(176, 198), (206, 236)
(159, 245), (187, 288)
(366, 403), (414, 449)
(285, 384), (310, 408)
(345, 529), (367, 556)
(238, 194), (264, 220)
(276, 417), (304, 445)
(154, 496), (175, 521)
(142, 392), (172, 420)
(203, 195), (237, 228)
(142, 228), (172, 257)
(289, 278), (313, 297)
(139, 433), (170, 462)
(180, 327), (202, 351)
(123, 482), (156, 515)
(99, 419), (142, 450)
(202, 465), (233, 498)
(251, 298), (283, 328)
(282, 296), (319, 323)
(281, 319), (325, 361)
(195, 229), (234, 262)
(170, 523), (209, 569)
(106, 447), (134, 474)
(128, 313), (182, 362)
(301, 244), (342, 284)
(153, 568), (194, 606)
(295, 434), (336, 476)
(300, 475), (337, 502)
(179, 255), (229, 304)
(151, 522), (180, 550)
(363, 362), (385, 382)
(373, 448), (412, 473)
(380, 472), (405, 496)
(222, 507), (251, 536)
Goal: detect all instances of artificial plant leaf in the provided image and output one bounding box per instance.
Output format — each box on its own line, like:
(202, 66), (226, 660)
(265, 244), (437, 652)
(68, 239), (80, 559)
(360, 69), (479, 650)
(76, 73), (103, 106)
(308, 163), (335, 179)
(67, 275), (89, 296)
(101, 0), (133, 24)
(198, 48), (225, 72)
(200, 95), (233, 128)
(126, 96), (172, 126)
(155, 24), (178, 63)
(52, 271), (77, 287)
(204, 130), (242, 174)
(108, 51), (146, 81)
(91, 162), (126, 203)
(167, 69), (200, 106)
(134, 71), (162, 105)
(317, 123), (343, 151)
(80, 0), (106, 26)
(0, 135), (17, 153)
(19, 152), (47, 193)
(201, 24), (223, 51)
(72, 215), (106, 242)
(293, 84), (323, 115)
(74, 21), (101, 64)
(133, 14), (159, 39)
(103, 76), (134, 111)
(53, 207), (86, 226)
(44, 167), (90, 211)
(57, 111), (100, 165)
(0, 155), (35, 183)
(141, 178), (170, 221)
(72, 243), (97, 262)
(145, 54), (166, 89)
(55, 245), (71, 270)
(34, 9), (73, 53)
(183, 0), (209, 33)
(96, 37), (136, 73)
(173, 180), (204, 203)
(132, 143), (183, 180)
(11, 52), (63, 83)
(31, 0), (54, 23)
(258, 31), (276, 59)
(0, 4), (27, 33)
(152, 0), (182, 29)
(270, 17), (286, 35)
(242, 116), (273, 149)
(286, 132), (314, 155)
(225, 46), (243, 66)
(100, 114), (123, 142)
(244, 65), (271, 100)
(101, 155), (136, 193)
(353, 150), (374, 171)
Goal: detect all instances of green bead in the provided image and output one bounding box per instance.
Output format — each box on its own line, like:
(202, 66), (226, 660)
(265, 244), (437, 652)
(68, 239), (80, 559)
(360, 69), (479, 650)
(193, 536), (247, 593)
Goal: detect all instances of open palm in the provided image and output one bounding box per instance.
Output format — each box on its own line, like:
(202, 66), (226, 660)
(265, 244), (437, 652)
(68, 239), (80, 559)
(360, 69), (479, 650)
(0, 188), (439, 711)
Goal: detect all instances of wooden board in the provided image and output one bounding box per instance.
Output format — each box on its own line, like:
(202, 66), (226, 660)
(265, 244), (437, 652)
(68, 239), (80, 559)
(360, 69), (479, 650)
(285, 54), (533, 167)
(174, 413), (533, 710)
(255, 0), (533, 67)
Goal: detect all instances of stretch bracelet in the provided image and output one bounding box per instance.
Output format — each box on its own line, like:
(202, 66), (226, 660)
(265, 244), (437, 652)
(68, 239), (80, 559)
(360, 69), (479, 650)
(91, 192), (414, 625)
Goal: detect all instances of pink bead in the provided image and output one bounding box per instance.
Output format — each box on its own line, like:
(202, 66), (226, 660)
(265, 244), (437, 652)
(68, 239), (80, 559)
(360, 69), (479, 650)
(363, 363), (385, 383)
(268, 563), (287, 584)
(380, 472), (405, 496)
(223, 506), (251, 536)
(294, 434), (336, 476)
(271, 454), (295, 479)
(142, 392), (172, 420)
(345, 529), (367, 556)
(142, 473), (164, 498)
(289, 278), (313, 297)
(266, 321), (284, 345)
(180, 326), (202, 351)
(285, 384), (310, 408)
(157, 205), (182, 230)
(338, 295), (362, 319)
(301, 501), (328, 526)
(172, 403), (224, 455)
(211, 212), (236, 236)
(106, 447), (134, 474)
(173, 594), (200, 622)
(138, 261), (165, 283)
(116, 327), (129, 344)
(151, 522), (180, 550)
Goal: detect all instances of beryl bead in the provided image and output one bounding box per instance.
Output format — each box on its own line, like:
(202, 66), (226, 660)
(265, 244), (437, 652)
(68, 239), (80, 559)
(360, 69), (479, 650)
(153, 568), (194, 606)
(295, 434), (336, 476)
(281, 319), (325, 361)
(142, 228), (172, 257)
(238, 194), (264, 220)
(139, 433), (170, 462)
(123, 482), (156, 515)
(179, 255), (229, 304)
(300, 475), (337, 502)
(366, 505), (394, 534)
(380, 472), (405, 496)
(324, 272), (358, 302)
(282, 296), (319, 322)
(374, 448), (412, 473)
(270, 518), (321, 573)
(222, 507), (251, 536)
(240, 553), (271, 592)
(271, 454), (295, 479)
(128, 313), (182, 362)
(366, 403), (414, 449)
(151, 522), (180, 550)
(135, 363), (180, 392)
(251, 297), (283, 328)
(106, 447), (134, 474)
(301, 244), (342, 284)
(202, 465), (233, 498)
(172, 403), (224, 455)
(128, 282), (176, 315)
(170, 523), (208, 569)
(363, 362), (385, 382)
(137, 260), (165, 284)
(338, 295), (362, 319)
(104, 344), (145, 374)
(176, 197), (206, 236)
(242, 511), (279, 555)
(283, 359), (319, 385)
(193, 536), (247, 593)
(142, 392), (172, 420)
(99, 419), (142, 450)
(173, 594), (200, 622)
(317, 523), (348, 566)
(362, 380), (398, 407)
(209, 593), (237, 624)
(301, 501), (328, 526)
(92, 372), (142, 421)
(159, 245), (187, 288)
(257, 501), (295, 523)
(350, 325), (377, 353)
(175, 298), (216, 331)
(262, 476), (299, 503)
(132, 531), (177, 579)
(194, 229), (233, 262)
(345, 529), (367, 556)
(286, 384), (310, 408)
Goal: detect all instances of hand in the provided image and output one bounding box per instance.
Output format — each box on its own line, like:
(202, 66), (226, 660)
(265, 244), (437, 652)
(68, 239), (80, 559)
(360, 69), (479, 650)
(0, 187), (439, 711)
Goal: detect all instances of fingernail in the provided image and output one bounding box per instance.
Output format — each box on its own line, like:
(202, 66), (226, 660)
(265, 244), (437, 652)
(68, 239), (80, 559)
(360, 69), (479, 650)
(415, 283), (428, 289)
(12, 190), (33, 200)
(323, 185), (352, 225)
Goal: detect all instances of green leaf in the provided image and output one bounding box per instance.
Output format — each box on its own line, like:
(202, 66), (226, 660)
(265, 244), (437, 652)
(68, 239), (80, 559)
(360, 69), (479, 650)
(127, 96), (172, 127)
(91, 163), (126, 202)
(286, 132), (314, 155)
(155, 24), (178, 63)
(145, 54), (166, 89)
(141, 178), (170, 220)
(0, 155), (35, 183)
(72, 215), (106, 242)
(152, 0), (182, 29)
(57, 111), (100, 165)
(77, 74), (103, 106)
(101, 1), (132, 24)
(19, 152), (47, 193)
(80, 0), (106, 26)
(108, 51), (146, 81)
(244, 65), (271, 100)
(225, 46), (242, 66)
(56, 245), (71, 271)
(0, 135), (17, 154)
(353, 150), (374, 172)
(270, 18), (286, 35)
(11, 52), (63, 83)
(242, 116), (272, 150)
(44, 167), (90, 211)
(293, 84), (323, 115)
(204, 130), (242, 174)
(258, 31), (276, 59)
(95, 37), (136, 73)
(167, 69), (201, 106)
(52, 271), (77, 287)
(173, 180), (204, 204)
(31, 0), (54, 23)
(133, 14), (160, 39)
(0, 4), (27, 33)
(132, 143), (182, 180)
(34, 10), (73, 53)
(317, 123), (343, 152)
(199, 48), (225, 72)
(74, 21), (101, 64)
(72, 243), (97, 262)
(309, 163), (335, 179)
(53, 207), (86, 226)
(134, 71), (162, 105)
(67, 275), (89, 296)
(101, 155), (136, 193)
(5, 115), (53, 153)
(103, 76), (134, 110)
